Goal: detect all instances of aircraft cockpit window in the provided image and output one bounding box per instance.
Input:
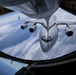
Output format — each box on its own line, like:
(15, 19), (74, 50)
(41, 36), (53, 43)
(0, 8), (76, 67)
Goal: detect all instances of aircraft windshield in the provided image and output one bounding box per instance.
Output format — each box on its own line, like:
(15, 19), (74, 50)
(0, 8), (76, 61)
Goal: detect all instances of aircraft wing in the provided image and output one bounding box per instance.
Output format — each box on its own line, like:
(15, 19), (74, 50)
(56, 21), (76, 25)
(18, 16), (47, 29)
(18, 15), (46, 23)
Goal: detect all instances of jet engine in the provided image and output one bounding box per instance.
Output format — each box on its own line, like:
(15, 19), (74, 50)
(21, 22), (28, 29)
(29, 24), (37, 33)
(65, 26), (73, 37)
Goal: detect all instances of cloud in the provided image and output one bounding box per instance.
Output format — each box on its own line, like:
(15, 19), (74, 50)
(54, 8), (76, 21)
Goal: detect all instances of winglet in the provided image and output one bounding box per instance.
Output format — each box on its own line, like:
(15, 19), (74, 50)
(18, 15), (20, 20)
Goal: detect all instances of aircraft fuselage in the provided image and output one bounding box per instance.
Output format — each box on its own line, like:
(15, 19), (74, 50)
(39, 15), (58, 52)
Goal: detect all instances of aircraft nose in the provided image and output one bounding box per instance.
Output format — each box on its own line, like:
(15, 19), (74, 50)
(40, 42), (52, 52)
(42, 48), (50, 53)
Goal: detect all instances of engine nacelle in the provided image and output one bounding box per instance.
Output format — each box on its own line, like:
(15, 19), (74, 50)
(21, 22), (28, 29)
(65, 26), (73, 37)
(29, 25), (37, 33)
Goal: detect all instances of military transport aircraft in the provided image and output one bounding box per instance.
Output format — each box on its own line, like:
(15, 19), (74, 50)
(0, 0), (76, 75)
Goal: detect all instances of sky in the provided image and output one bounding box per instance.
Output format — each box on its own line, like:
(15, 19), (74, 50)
(0, 7), (76, 75)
